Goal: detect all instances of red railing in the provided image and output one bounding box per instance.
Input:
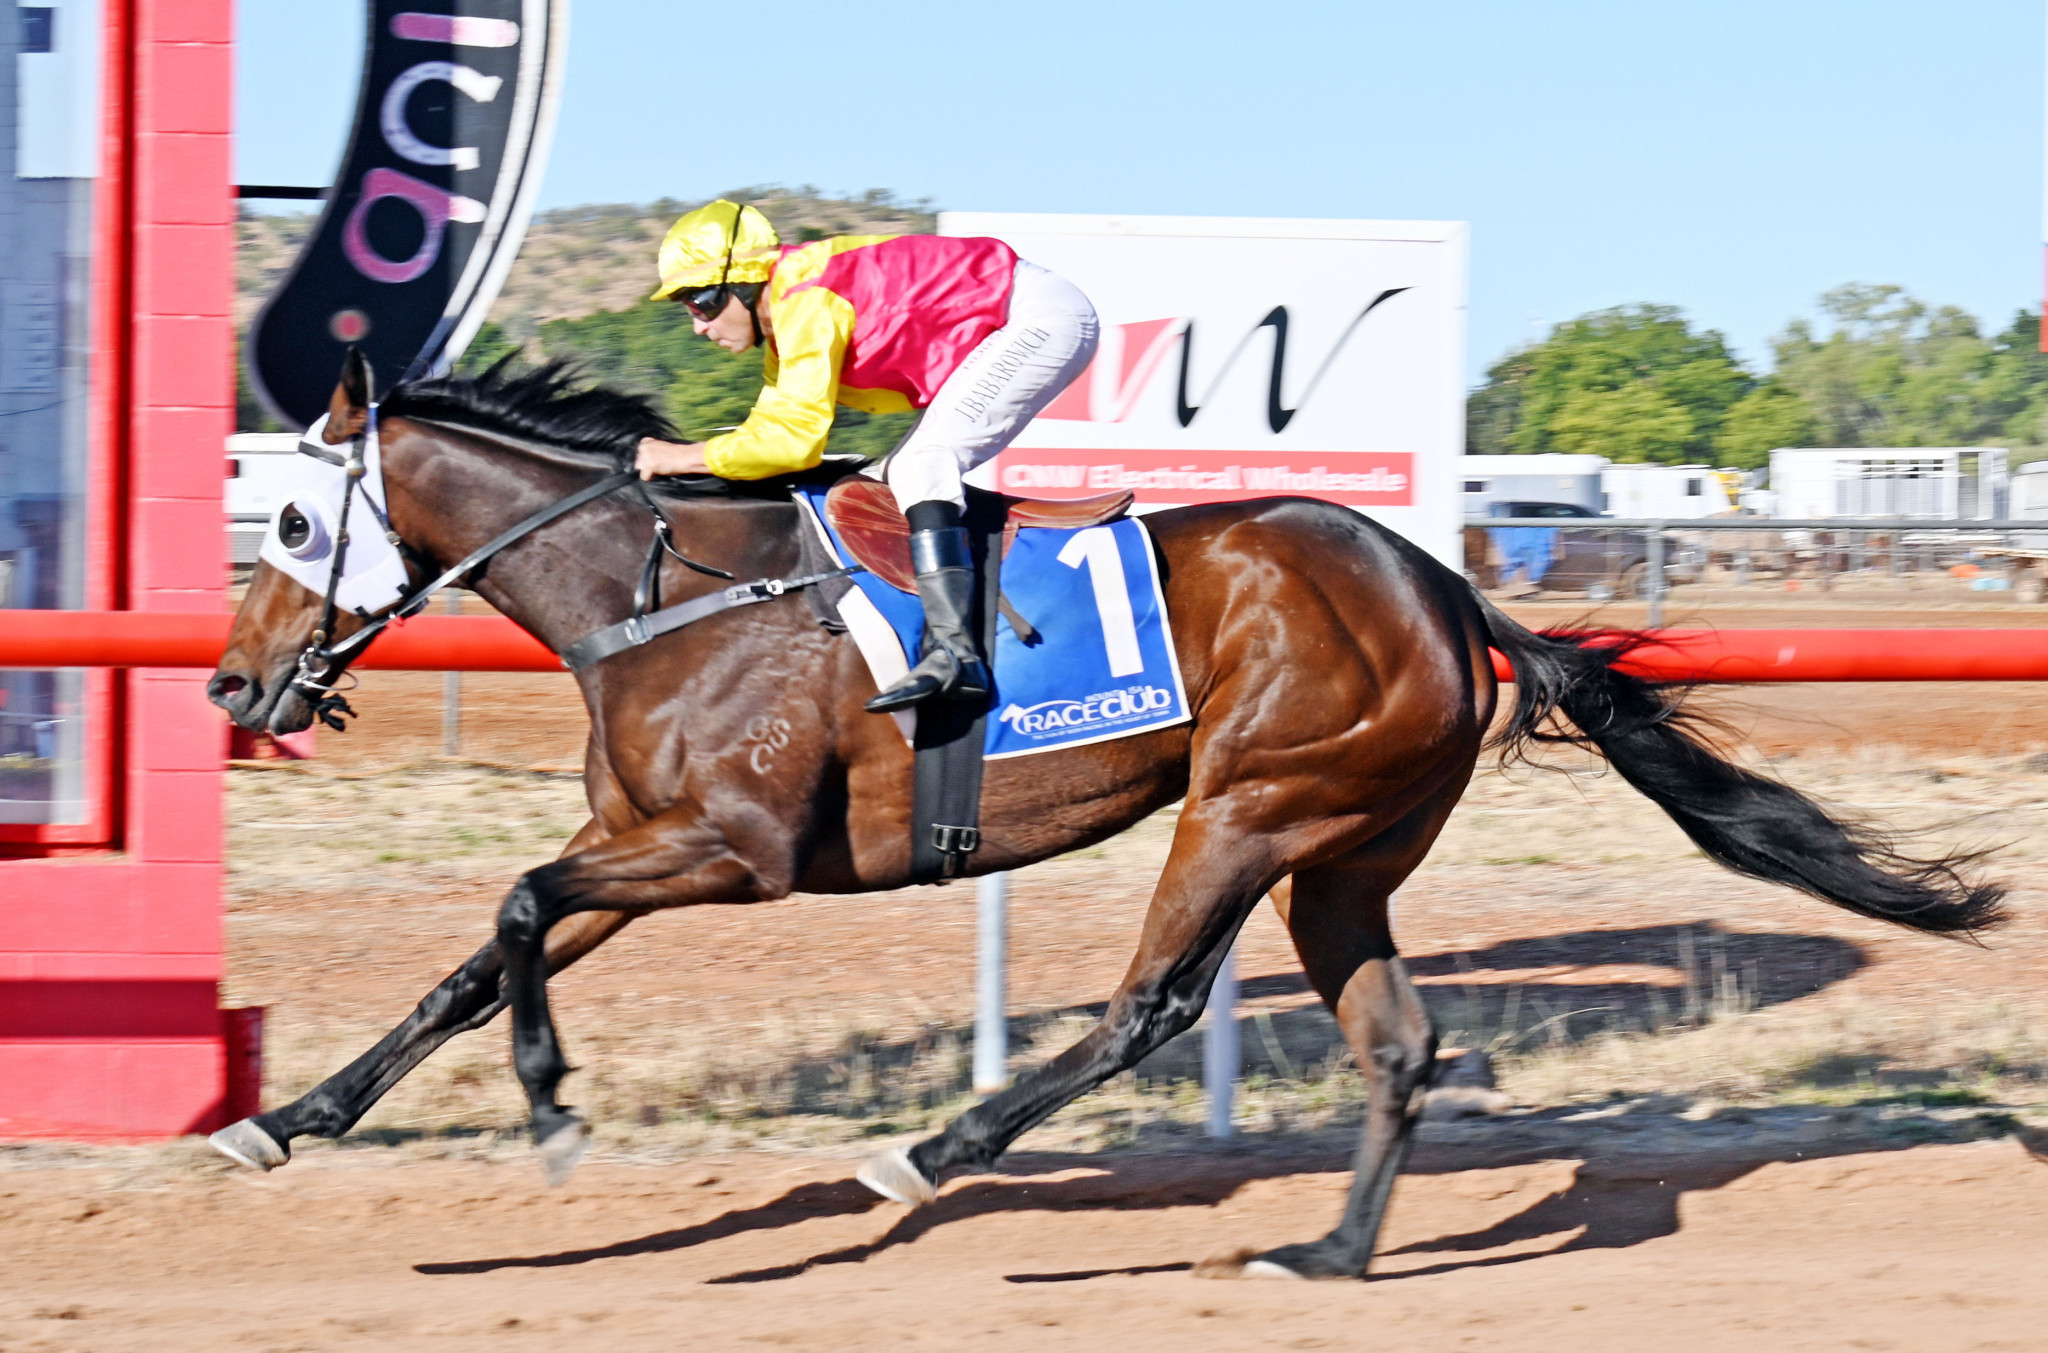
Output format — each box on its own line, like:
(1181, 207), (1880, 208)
(0, 611), (557, 670)
(6, 612), (2048, 681)
(1491, 628), (2048, 683)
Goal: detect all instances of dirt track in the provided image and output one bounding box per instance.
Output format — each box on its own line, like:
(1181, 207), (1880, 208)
(5, 1133), (2047, 1351)
(10, 592), (2048, 1348)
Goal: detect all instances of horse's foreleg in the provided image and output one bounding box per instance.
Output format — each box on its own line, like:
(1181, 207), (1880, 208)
(212, 910), (632, 1170)
(857, 808), (1276, 1206)
(495, 809), (761, 1183)
(211, 821), (626, 1171)
(1244, 783), (1463, 1280)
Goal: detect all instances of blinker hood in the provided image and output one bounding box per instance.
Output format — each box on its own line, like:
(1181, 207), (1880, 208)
(257, 412), (411, 615)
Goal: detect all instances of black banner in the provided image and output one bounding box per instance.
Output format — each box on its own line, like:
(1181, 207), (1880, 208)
(248, 1), (567, 428)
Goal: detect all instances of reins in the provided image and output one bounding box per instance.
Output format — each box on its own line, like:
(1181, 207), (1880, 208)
(630, 479), (735, 618)
(286, 411), (861, 715)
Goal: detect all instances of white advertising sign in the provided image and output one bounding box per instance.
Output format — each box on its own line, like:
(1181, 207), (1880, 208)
(944, 212), (1467, 565)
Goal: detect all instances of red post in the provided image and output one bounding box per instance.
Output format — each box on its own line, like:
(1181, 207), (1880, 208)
(220, 1007), (265, 1126)
(0, 0), (236, 1141)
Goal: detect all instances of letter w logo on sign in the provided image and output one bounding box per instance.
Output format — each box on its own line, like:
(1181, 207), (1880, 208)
(1039, 318), (1184, 423)
(1177, 288), (1409, 433)
(1038, 290), (1411, 433)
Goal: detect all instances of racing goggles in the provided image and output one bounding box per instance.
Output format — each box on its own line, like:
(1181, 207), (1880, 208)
(677, 284), (734, 322)
(677, 205), (743, 321)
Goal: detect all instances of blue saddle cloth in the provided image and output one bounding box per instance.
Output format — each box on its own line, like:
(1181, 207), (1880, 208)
(796, 487), (1192, 759)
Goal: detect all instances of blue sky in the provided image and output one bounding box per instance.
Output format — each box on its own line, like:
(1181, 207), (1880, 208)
(238, 1), (2046, 382)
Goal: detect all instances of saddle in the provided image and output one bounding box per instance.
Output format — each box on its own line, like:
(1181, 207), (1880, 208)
(823, 478), (1134, 593)
(820, 477), (1133, 885)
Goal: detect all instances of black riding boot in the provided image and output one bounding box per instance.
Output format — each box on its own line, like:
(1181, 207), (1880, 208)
(865, 510), (991, 714)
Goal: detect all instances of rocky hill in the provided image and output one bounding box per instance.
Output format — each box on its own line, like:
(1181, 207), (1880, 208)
(236, 187), (937, 342)
(237, 188), (935, 446)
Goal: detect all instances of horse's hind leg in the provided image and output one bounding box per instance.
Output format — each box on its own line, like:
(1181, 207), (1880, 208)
(210, 821), (631, 1171)
(1242, 784), (1461, 1279)
(858, 802), (1280, 1205)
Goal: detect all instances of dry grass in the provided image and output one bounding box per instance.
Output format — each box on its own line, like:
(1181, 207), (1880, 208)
(225, 744), (2048, 1163)
(1497, 990), (2046, 1111)
(227, 760), (589, 900)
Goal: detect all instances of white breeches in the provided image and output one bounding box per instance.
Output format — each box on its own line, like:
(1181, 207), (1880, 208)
(882, 259), (1099, 512)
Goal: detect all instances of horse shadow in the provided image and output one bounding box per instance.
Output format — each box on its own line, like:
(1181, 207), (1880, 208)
(1368, 1146), (1760, 1279)
(413, 1103), (2020, 1284)
(411, 923), (1916, 1285)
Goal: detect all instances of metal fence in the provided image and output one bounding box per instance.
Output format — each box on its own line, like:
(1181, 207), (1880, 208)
(1469, 517), (2048, 626)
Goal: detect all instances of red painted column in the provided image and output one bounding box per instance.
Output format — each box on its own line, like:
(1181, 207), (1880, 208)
(0, 0), (234, 1139)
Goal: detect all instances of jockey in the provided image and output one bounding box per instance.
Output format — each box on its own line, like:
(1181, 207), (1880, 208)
(634, 199), (1099, 713)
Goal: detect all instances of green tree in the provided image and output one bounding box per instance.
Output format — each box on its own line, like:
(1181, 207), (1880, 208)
(235, 362), (285, 433)
(1714, 381), (1817, 469)
(1472, 286), (2048, 471)
(1971, 308), (2048, 451)
(459, 319), (519, 374)
(462, 302), (914, 460)
(1546, 384), (1694, 462)
(1767, 284), (2005, 448)
(1465, 304), (1751, 463)
(1463, 348), (1529, 456)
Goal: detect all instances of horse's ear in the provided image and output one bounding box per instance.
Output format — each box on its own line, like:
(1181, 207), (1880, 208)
(322, 348), (374, 444)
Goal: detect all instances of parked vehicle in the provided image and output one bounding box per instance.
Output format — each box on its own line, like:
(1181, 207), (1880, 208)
(1463, 501), (1696, 598)
(1600, 463), (1736, 518)
(1461, 454), (1604, 517)
(226, 432), (299, 567)
(1768, 447), (2009, 520)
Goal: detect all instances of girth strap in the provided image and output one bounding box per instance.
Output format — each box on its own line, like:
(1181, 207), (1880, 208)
(908, 493), (1006, 883)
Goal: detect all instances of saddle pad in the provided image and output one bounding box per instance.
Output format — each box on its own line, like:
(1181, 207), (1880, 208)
(795, 487), (1191, 759)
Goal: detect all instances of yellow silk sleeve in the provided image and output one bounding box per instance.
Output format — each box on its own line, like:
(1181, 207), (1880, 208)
(701, 287), (853, 480)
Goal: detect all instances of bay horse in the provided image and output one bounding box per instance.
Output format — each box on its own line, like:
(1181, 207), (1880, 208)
(206, 358), (2002, 1280)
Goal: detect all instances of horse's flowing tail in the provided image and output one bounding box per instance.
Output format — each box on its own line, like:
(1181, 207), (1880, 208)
(1475, 597), (2006, 938)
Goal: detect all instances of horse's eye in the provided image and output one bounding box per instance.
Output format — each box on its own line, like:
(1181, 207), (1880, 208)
(276, 503), (328, 560)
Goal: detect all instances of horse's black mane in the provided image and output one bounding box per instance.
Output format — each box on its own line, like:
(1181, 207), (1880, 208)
(381, 357), (864, 497)
(383, 358), (672, 468)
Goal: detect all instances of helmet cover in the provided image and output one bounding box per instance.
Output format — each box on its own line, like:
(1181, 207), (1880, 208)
(651, 199), (781, 300)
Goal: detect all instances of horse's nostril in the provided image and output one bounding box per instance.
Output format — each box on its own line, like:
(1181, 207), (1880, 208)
(207, 673), (249, 707)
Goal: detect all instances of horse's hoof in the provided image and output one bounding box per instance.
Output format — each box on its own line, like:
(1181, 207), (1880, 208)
(1240, 1241), (1359, 1281)
(535, 1117), (590, 1187)
(1242, 1259), (1312, 1280)
(856, 1145), (936, 1206)
(208, 1117), (289, 1172)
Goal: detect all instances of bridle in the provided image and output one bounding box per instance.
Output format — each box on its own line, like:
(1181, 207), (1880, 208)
(284, 408), (860, 725)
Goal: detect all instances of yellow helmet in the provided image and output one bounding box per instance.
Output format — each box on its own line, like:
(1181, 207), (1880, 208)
(651, 199), (781, 300)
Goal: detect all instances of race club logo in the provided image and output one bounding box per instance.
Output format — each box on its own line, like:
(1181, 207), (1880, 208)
(998, 685), (1178, 739)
